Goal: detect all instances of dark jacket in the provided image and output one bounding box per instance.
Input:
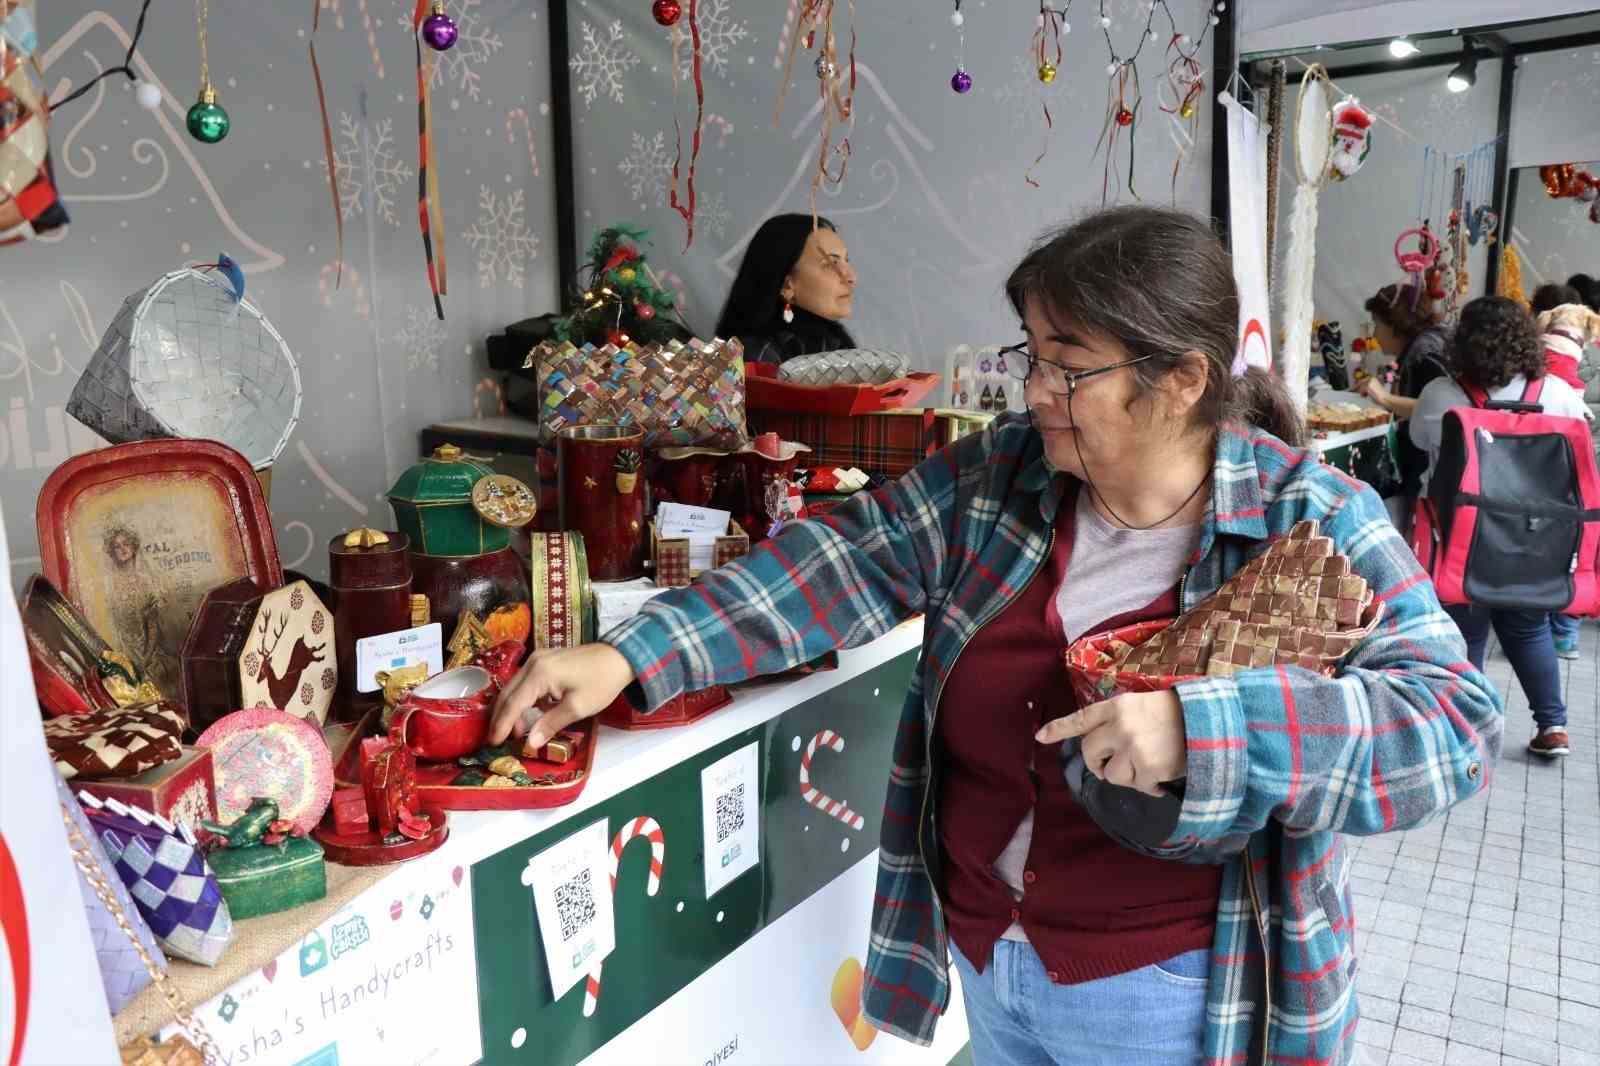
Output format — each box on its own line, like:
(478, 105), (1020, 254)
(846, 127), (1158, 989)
(1395, 325), (1450, 496)
(737, 307), (855, 365)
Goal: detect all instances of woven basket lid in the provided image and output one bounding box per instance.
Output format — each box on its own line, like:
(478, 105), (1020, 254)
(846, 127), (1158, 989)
(66, 268), (302, 469)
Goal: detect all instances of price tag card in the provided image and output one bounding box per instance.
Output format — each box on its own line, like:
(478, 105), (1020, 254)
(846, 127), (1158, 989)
(521, 819), (616, 999)
(353, 623), (444, 693)
(700, 742), (760, 898)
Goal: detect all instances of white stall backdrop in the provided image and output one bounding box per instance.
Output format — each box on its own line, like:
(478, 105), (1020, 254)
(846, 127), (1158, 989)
(1510, 45), (1600, 169)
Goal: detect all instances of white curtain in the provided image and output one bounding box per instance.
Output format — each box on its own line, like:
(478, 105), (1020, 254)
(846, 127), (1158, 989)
(1242, 1), (1598, 56)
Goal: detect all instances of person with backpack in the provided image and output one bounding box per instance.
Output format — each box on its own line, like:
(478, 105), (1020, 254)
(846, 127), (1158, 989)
(1357, 282), (1450, 533)
(1411, 296), (1591, 758)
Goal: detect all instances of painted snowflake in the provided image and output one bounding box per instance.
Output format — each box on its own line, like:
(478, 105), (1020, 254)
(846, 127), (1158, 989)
(463, 185), (541, 288)
(570, 20), (639, 108)
(333, 112), (412, 226)
(394, 303), (447, 371)
(675, 0), (749, 81)
(619, 131), (671, 208)
(697, 189), (732, 241)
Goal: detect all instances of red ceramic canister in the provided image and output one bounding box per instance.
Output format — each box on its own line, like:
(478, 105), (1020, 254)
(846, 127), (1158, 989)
(557, 425), (647, 581)
(328, 528), (414, 719)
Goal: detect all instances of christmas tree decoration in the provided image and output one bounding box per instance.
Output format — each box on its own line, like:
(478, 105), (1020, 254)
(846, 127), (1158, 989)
(1328, 96), (1373, 181)
(1024, 3), (1066, 188)
(1095, 61), (1143, 203)
(185, 0), (228, 145)
(949, 0), (971, 94)
(186, 87), (230, 144)
(773, 0), (857, 221)
(135, 80), (162, 111)
(411, 0), (451, 319)
(421, 2), (459, 51)
(1038, 61), (1057, 83)
(549, 226), (692, 349)
(652, 0), (682, 27)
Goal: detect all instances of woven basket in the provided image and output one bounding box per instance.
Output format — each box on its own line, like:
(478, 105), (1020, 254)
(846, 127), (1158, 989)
(67, 268), (302, 469)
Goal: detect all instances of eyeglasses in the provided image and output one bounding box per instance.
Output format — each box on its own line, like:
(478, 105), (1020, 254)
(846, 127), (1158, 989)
(998, 342), (1154, 396)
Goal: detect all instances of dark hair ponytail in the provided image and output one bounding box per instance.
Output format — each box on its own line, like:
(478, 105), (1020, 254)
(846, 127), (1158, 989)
(1004, 205), (1306, 449)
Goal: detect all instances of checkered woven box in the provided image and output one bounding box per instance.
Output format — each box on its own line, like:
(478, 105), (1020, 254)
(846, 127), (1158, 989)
(44, 702), (185, 780)
(1066, 520), (1384, 694)
(650, 520), (750, 587)
(80, 794), (233, 967)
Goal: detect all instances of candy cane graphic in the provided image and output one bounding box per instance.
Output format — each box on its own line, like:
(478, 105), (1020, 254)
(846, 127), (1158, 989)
(473, 377), (506, 418)
(506, 108), (541, 178)
(800, 730), (865, 831)
(319, 0), (384, 78)
(582, 817), (665, 1018)
(773, 0), (801, 68)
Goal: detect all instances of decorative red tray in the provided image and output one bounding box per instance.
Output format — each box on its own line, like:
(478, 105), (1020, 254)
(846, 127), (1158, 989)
(745, 368), (942, 416)
(333, 708), (596, 812)
(35, 440), (283, 700)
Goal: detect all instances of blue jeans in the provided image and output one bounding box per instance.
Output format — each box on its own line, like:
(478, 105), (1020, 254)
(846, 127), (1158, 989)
(1551, 613), (1579, 645)
(951, 940), (1208, 1066)
(1446, 604), (1567, 729)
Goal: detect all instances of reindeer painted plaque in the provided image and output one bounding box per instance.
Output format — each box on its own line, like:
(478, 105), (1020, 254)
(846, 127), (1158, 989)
(239, 581), (337, 726)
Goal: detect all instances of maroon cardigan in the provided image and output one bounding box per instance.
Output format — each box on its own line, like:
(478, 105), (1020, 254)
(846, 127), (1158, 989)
(935, 497), (1222, 982)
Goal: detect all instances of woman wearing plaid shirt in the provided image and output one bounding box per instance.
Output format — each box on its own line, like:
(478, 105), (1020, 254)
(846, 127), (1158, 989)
(493, 207), (1501, 1066)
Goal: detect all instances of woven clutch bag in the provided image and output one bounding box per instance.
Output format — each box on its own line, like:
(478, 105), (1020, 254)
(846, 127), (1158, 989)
(776, 349), (911, 386)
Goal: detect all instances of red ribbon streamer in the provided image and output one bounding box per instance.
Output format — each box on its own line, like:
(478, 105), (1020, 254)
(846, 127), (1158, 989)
(667, 0), (705, 251)
(309, 0), (343, 288)
(412, 0), (446, 319)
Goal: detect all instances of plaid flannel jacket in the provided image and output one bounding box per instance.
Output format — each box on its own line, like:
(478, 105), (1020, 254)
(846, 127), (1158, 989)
(605, 414), (1502, 1065)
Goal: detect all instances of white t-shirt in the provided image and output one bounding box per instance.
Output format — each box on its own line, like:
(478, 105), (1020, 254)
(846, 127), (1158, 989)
(1409, 373), (1590, 492)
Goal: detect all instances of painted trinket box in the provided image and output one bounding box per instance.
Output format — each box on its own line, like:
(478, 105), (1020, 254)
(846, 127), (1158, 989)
(201, 798), (327, 919)
(387, 443), (532, 557)
(86, 746), (216, 828)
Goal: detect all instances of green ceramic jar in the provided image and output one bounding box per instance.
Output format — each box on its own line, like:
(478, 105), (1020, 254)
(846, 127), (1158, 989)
(387, 444), (511, 557)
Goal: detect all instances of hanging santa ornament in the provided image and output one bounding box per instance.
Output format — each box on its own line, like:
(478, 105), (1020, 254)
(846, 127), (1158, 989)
(950, 1), (972, 93)
(1328, 96), (1373, 181)
(420, 2), (459, 51)
(651, 0), (682, 27)
(186, 0), (229, 144)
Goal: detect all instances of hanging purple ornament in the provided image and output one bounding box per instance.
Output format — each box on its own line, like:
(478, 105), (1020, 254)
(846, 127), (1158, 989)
(421, 2), (459, 51)
(951, 68), (973, 94)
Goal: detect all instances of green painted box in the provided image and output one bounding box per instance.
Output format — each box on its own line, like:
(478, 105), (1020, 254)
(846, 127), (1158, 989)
(207, 836), (328, 919)
(387, 443), (510, 557)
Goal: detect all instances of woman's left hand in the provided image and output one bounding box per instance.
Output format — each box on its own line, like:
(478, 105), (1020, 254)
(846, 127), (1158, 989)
(1036, 690), (1188, 797)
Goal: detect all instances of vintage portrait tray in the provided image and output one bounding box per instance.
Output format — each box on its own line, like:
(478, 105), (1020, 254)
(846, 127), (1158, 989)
(35, 440), (284, 699)
(333, 707), (597, 812)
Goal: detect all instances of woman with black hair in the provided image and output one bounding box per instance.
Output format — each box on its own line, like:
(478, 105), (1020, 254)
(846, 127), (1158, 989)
(714, 213), (857, 364)
(1357, 283), (1449, 513)
(1412, 295), (1590, 759)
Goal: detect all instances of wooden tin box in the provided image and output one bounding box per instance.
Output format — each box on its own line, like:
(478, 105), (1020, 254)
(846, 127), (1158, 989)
(387, 444), (510, 557)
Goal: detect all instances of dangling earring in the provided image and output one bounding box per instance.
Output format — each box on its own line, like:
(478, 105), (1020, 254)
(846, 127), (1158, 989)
(782, 300), (795, 324)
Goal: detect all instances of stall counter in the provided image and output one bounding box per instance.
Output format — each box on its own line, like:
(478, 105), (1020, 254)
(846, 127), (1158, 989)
(130, 619), (973, 1066)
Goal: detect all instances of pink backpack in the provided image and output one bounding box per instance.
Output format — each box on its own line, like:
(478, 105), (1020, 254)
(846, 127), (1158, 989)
(1411, 376), (1600, 615)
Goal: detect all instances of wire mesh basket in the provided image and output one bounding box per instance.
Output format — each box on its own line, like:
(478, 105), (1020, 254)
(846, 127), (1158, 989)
(68, 267), (302, 469)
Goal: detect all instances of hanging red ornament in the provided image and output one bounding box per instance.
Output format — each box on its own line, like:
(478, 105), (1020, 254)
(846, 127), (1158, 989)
(606, 328), (628, 347)
(1115, 107), (1134, 126)
(651, 0), (682, 26)
(635, 300), (657, 321)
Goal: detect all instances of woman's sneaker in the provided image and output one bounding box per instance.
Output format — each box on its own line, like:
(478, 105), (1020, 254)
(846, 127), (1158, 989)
(1554, 632), (1580, 660)
(1528, 727), (1571, 758)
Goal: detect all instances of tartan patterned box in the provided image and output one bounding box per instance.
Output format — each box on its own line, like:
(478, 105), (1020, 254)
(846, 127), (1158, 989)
(747, 409), (990, 479)
(649, 519), (749, 587)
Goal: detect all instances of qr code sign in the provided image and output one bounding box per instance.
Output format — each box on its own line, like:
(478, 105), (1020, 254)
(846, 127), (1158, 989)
(714, 784), (745, 843)
(554, 869), (597, 942)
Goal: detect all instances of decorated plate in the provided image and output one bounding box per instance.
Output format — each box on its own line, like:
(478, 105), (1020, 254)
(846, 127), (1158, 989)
(197, 707), (335, 834)
(471, 474), (538, 529)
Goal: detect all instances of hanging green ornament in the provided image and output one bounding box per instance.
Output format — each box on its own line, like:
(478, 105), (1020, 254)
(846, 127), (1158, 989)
(187, 85), (230, 144)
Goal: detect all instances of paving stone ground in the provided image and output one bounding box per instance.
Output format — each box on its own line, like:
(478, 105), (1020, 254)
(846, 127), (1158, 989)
(1349, 619), (1600, 1066)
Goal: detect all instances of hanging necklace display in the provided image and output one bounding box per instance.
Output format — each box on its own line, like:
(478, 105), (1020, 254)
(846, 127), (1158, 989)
(1279, 62), (1335, 415)
(1448, 158), (1468, 308)
(186, 0), (229, 144)
(773, 0), (858, 222)
(1024, 3), (1068, 188)
(420, 2), (459, 50)
(950, 0), (972, 93)
(663, 0), (706, 249)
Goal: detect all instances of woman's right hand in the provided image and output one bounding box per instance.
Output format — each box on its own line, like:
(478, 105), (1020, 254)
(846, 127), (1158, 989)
(488, 643), (637, 748)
